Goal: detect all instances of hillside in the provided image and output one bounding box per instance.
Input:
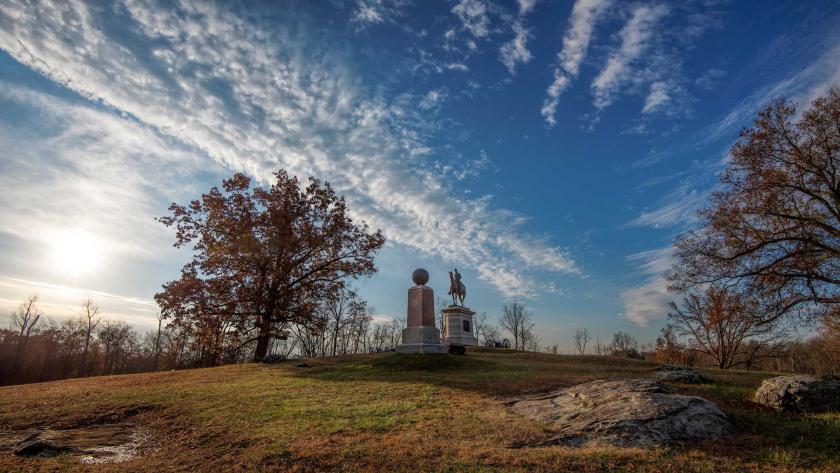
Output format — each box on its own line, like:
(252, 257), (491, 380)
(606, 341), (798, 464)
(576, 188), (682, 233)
(1, 349), (838, 472)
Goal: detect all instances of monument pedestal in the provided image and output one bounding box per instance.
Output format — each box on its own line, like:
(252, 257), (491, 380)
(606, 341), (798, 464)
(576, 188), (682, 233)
(396, 326), (448, 354)
(443, 305), (478, 346)
(396, 269), (447, 354)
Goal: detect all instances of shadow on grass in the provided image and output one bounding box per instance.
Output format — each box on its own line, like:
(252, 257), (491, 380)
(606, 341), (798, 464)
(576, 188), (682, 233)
(661, 381), (840, 468)
(286, 350), (659, 397)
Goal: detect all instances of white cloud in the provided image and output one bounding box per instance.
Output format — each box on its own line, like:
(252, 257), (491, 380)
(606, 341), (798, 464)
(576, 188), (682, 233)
(368, 313), (396, 324)
(695, 67), (727, 90)
(419, 88), (447, 110)
(517, 0), (537, 15)
(642, 81), (671, 114)
(0, 0), (579, 301)
(621, 276), (670, 327)
(0, 82), (217, 263)
(0, 276), (159, 329)
(446, 62), (469, 72)
(351, 0), (409, 27)
(499, 20), (532, 73)
(626, 166), (718, 230)
(591, 4), (669, 110)
(452, 0), (491, 38)
(434, 149), (494, 181)
(541, 0), (612, 126)
(621, 247), (674, 327)
(704, 40), (840, 146)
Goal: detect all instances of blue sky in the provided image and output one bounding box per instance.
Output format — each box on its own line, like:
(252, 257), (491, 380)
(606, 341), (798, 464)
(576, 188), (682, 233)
(0, 0), (839, 349)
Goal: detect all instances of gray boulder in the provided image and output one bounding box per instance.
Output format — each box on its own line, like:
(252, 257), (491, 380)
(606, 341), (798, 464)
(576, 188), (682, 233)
(753, 375), (840, 413)
(508, 378), (733, 447)
(654, 365), (703, 384)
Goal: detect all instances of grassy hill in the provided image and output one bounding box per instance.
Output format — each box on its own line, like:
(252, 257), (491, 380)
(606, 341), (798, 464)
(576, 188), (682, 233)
(1, 349), (838, 472)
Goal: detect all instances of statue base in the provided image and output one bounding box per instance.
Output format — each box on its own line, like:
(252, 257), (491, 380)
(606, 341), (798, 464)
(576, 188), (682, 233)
(443, 305), (478, 346)
(396, 326), (448, 354)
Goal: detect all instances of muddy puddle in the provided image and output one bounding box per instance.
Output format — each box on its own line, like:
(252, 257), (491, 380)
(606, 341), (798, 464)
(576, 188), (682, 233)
(2, 423), (150, 464)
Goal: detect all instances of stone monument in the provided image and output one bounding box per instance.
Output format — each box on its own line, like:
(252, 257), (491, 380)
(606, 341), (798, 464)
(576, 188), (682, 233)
(443, 268), (478, 347)
(396, 268), (448, 354)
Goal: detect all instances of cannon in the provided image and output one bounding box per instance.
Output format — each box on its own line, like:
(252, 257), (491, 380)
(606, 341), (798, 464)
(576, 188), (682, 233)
(485, 338), (511, 349)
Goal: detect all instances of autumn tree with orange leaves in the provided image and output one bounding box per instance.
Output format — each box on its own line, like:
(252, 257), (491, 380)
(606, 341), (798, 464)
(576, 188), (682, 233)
(668, 285), (789, 369)
(155, 171), (385, 363)
(669, 86), (840, 325)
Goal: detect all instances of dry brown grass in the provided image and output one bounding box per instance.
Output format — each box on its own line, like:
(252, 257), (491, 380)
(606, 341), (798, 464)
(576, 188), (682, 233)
(1, 349), (838, 472)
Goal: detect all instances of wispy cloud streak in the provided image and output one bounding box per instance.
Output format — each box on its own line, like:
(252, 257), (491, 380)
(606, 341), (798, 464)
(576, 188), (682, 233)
(620, 247), (674, 327)
(541, 0), (612, 126)
(591, 4), (668, 110)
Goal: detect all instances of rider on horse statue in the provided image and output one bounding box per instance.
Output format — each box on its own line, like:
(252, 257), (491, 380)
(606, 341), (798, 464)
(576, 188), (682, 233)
(448, 268), (466, 306)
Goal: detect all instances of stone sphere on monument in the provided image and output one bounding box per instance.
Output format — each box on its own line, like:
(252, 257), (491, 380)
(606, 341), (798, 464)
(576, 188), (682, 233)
(412, 268), (429, 286)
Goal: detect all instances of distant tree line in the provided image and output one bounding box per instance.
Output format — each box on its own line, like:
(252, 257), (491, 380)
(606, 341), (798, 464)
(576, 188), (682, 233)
(0, 290), (411, 386)
(1, 296), (163, 385)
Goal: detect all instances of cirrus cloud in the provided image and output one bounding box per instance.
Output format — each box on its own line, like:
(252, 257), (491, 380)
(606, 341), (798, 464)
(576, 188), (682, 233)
(0, 0), (579, 300)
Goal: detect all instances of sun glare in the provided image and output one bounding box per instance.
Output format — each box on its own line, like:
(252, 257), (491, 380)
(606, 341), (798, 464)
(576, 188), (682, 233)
(50, 230), (102, 276)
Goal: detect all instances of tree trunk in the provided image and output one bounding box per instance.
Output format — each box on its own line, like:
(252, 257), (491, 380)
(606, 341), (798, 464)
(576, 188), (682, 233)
(253, 317), (271, 362)
(153, 318), (162, 371)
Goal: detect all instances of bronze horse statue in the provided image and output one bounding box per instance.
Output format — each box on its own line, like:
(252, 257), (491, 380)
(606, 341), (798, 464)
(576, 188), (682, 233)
(448, 268), (466, 306)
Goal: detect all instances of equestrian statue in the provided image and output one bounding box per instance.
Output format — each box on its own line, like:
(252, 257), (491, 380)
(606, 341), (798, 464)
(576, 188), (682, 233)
(448, 268), (466, 306)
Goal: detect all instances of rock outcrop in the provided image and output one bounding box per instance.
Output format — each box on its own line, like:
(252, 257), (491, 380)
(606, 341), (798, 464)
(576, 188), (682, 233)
(653, 366), (703, 384)
(508, 378), (733, 447)
(753, 375), (840, 413)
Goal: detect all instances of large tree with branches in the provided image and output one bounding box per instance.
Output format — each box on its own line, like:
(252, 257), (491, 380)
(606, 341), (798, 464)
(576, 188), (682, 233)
(668, 285), (789, 369)
(669, 86), (840, 324)
(156, 171), (384, 362)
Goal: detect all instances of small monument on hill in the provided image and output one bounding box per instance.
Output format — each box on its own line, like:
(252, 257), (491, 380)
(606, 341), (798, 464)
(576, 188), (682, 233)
(443, 268), (478, 347)
(396, 268), (448, 354)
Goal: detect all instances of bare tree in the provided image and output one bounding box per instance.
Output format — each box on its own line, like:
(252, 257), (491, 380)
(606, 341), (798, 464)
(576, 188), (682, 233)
(524, 332), (540, 352)
(369, 321), (390, 352)
(668, 285), (790, 369)
(609, 331), (638, 358)
(388, 318), (405, 350)
(97, 320), (132, 375)
(472, 312), (486, 342)
(79, 297), (101, 376)
(655, 324), (687, 365)
(573, 328), (590, 355)
(290, 315), (327, 358)
(593, 338), (606, 356)
(499, 301), (533, 350)
(12, 295), (43, 366)
(152, 309), (164, 371)
(319, 286), (367, 356)
(481, 324), (501, 346)
(435, 297), (448, 335)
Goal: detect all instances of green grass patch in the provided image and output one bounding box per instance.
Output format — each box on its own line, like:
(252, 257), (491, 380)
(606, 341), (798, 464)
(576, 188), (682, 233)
(1, 350), (837, 472)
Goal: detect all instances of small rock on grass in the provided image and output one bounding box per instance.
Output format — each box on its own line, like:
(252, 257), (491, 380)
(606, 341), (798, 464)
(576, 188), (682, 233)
(754, 375), (840, 413)
(653, 365), (704, 384)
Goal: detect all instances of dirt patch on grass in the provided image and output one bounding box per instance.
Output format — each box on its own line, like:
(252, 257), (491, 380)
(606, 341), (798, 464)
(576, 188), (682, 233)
(0, 403), (159, 465)
(4, 423), (151, 464)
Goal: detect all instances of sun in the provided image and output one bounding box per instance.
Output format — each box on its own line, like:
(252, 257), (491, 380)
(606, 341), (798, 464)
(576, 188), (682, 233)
(50, 230), (102, 276)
